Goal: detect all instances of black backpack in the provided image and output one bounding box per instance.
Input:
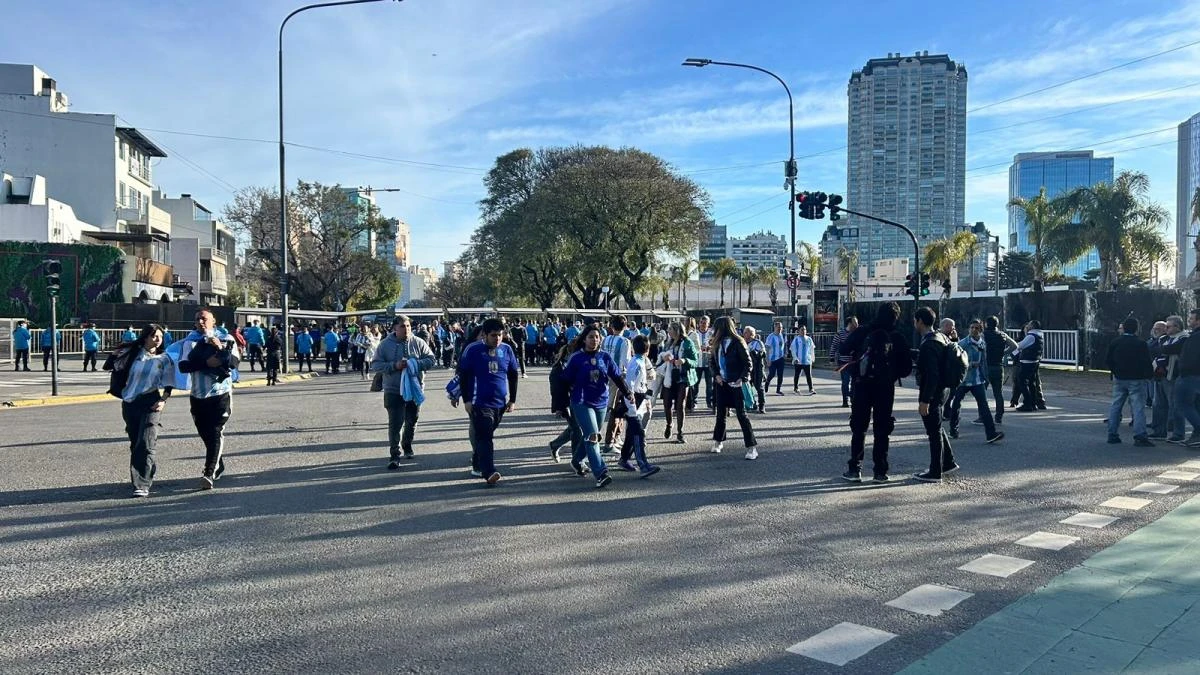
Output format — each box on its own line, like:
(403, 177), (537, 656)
(856, 329), (894, 382)
(102, 343), (137, 398)
(940, 337), (970, 389)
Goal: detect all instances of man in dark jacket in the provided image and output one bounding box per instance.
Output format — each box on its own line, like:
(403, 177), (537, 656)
(1106, 318), (1154, 446)
(1159, 309), (1200, 447)
(840, 302), (912, 483)
(982, 316), (1019, 424)
(913, 306), (957, 483)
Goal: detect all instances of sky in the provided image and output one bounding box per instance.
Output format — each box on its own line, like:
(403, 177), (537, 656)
(2, 0), (1198, 272)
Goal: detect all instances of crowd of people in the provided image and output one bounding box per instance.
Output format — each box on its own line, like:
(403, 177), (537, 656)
(93, 302), (1127, 498)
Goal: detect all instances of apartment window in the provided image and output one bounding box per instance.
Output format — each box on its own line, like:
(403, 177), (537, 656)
(119, 141), (126, 160)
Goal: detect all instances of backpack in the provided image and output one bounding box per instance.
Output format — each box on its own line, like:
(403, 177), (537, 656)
(940, 337), (970, 389)
(856, 329), (894, 382)
(102, 343), (138, 398)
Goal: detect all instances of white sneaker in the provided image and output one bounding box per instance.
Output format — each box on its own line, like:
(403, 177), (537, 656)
(469, 468), (482, 477)
(711, 441), (723, 453)
(744, 447), (758, 460)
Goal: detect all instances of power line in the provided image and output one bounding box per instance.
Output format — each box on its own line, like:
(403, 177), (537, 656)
(723, 199), (788, 227)
(970, 80), (1200, 136)
(711, 193), (783, 221)
(965, 125), (1177, 173)
(968, 38), (1200, 114)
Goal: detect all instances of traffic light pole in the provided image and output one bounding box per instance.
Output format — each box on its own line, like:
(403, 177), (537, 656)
(49, 295), (58, 397)
(830, 204), (922, 344)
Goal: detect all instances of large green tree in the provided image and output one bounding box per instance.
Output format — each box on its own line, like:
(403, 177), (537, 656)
(1008, 187), (1071, 291)
(468, 146), (711, 309)
(1051, 170), (1171, 291)
(997, 250), (1035, 289)
(705, 257), (739, 308)
(223, 182), (401, 311)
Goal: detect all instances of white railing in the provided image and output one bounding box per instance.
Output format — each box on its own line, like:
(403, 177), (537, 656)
(28, 328), (129, 355)
(1006, 329), (1079, 367)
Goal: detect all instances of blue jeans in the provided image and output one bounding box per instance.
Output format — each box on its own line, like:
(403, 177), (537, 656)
(1173, 376), (1200, 436)
(839, 365), (853, 402)
(570, 402), (608, 477)
(1108, 379), (1148, 439)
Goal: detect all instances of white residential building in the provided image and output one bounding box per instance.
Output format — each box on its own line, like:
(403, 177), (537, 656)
(0, 173), (99, 243)
(155, 191), (235, 306)
(0, 63), (176, 303)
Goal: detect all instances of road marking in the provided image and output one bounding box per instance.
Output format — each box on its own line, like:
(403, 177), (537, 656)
(1060, 512), (1120, 528)
(1179, 460), (1200, 470)
(1015, 531), (1080, 551)
(785, 622), (896, 666)
(1157, 470), (1200, 481)
(958, 554), (1035, 578)
(1132, 482), (1179, 494)
(885, 584), (974, 617)
(1099, 496), (1153, 511)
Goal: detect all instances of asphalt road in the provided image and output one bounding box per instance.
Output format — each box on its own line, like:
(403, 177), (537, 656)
(0, 367), (1194, 674)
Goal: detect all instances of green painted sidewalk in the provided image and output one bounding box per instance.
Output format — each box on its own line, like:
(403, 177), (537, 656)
(902, 495), (1200, 674)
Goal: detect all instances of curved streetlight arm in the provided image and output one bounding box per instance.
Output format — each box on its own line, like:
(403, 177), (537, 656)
(278, 0), (395, 371)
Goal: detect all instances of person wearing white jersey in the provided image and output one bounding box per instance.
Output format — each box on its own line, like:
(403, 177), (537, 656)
(601, 315), (633, 454)
(790, 324), (816, 395)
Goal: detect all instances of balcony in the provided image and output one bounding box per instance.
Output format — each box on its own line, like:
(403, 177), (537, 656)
(128, 159), (152, 184)
(134, 257), (174, 286)
(117, 206), (148, 229)
(200, 246), (227, 264)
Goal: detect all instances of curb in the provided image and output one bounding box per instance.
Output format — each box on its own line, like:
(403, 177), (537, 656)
(1, 372), (319, 409)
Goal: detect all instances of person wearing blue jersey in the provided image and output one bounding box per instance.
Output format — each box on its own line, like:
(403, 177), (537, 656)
(323, 324), (341, 374)
(244, 320), (266, 372)
(81, 323), (102, 371)
(524, 321), (539, 365)
(565, 321), (580, 344)
(765, 321), (787, 395)
(563, 325), (633, 489)
(122, 325), (138, 343)
(458, 318), (519, 486)
(543, 321), (560, 365)
(161, 327), (174, 348)
(295, 327), (314, 372)
(12, 320), (31, 371)
(40, 323), (62, 371)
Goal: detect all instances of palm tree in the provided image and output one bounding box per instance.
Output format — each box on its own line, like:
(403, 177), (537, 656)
(923, 235), (970, 291)
(740, 263), (757, 307)
(834, 247), (859, 302)
(707, 257), (739, 308)
(638, 274), (670, 311)
(799, 241), (822, 287)
(674, 258), (699, 310)
(1054, 170), (1172, 291)
(758, 266), (780, 309)
(954, 230), (983, 297)
(1008, 187), (1070, 291)
(1193, 186), (1200, 224)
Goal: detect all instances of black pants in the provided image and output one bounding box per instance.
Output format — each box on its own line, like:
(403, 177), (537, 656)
(471, 405), (505, 477)
(848, 382), (895, 476)
(190, 394), (231, 477)
(247, 344), (263, 370)
(987, 365), (1005, 421)
(767, 358), (786, 393)
(1014, 362), (1043, 408)
(351, 350), (366, 376)
(662, 383), (689, 437)
(325, 351), (339, 373)
(42, 347), (55, 370)
(123, 391), (163, 489)
(751, 365), (766, 412)
(266, 353), (280, 383)
(14, 348), (29, 370)
(297, 352), (313, 371)
(946, 383), (997, 437)
(921, 391), (956, 477)
(82, 350), (98, 371)
(713, 383), (757, 447)
(442, 349), (454, 369)
(793, 364), (813, 391)
(384, 393), (420, 459)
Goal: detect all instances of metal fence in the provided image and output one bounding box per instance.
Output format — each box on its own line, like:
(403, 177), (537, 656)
(1006, 329), (1079, 367)
(27, 329), (129, 356)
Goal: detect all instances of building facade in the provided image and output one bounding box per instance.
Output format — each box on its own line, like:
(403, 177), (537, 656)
(698, 222), (727, 278)
(1177, 113), (1200, 288)
(0, 63), (178, 303)
(0, 173), (98, 243)
(1008, 151), (1113, 280)
(155, 192), (234, 306)
(846, 52), (968, 275)
(341, 188), (378, 256)
(728, 230), (787, 271)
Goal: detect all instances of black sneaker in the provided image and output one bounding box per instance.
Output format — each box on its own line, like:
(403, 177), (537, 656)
(403, 451), (415, 459)
(971, 418), (984, 425)
(639, 465), (661, 479)
(595, 473), (612, 489)
(549, 443), (561, 464)
(199, 473), (215, 490)
(387, 460), (401, 471)
(1107, 435), (1122, 444)
(986, 431), (1005, 444)
(570, 460), (587, 476)
(912, 471), (942, 483)
(942, 463), (961, 475)
(1186, 435), (1200, 448)
(948, 428), (959, 439)
(663, 427), (672, 440)
(872, 474), (890, 484)
(214, 459), (226, 480)
(1133, 437), (1155, 448)
(840, 470), (862, 483)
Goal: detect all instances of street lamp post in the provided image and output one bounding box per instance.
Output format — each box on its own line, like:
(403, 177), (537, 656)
(682, 58), (797, 318)
(279, 0), (396, 372)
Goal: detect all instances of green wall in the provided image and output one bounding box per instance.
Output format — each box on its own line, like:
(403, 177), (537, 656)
(0, 241), (125, 326)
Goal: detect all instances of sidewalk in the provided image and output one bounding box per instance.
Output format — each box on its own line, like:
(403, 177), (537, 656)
(0, 359), (320, 407)
(901, 494), (1200, 674)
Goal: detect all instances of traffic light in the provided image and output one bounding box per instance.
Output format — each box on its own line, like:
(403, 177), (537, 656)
(942, 278), (952, 295)
(920, 273), (931, 296)
(904, 274), (919, 298)
(43, 259), (61, 297)
(795, 191), (813, 219)
(828, 194), (844, 222)
(810, 191), (828, 220)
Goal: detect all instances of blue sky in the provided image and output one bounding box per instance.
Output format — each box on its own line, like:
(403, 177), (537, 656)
(2, 0), (1197, 271)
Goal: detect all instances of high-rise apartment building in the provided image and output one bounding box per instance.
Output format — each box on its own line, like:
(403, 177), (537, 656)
(846, 52), (968, 275)
(1177, 113), (1200, 288)
(698, 222), (726, 278)
(728, 230), (787, 270)
(1008, 151), (1113, 280)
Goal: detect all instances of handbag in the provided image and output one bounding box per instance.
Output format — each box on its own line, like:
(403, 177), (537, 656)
(741, 381), (755, 410)
(370, 371), (384, 392)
